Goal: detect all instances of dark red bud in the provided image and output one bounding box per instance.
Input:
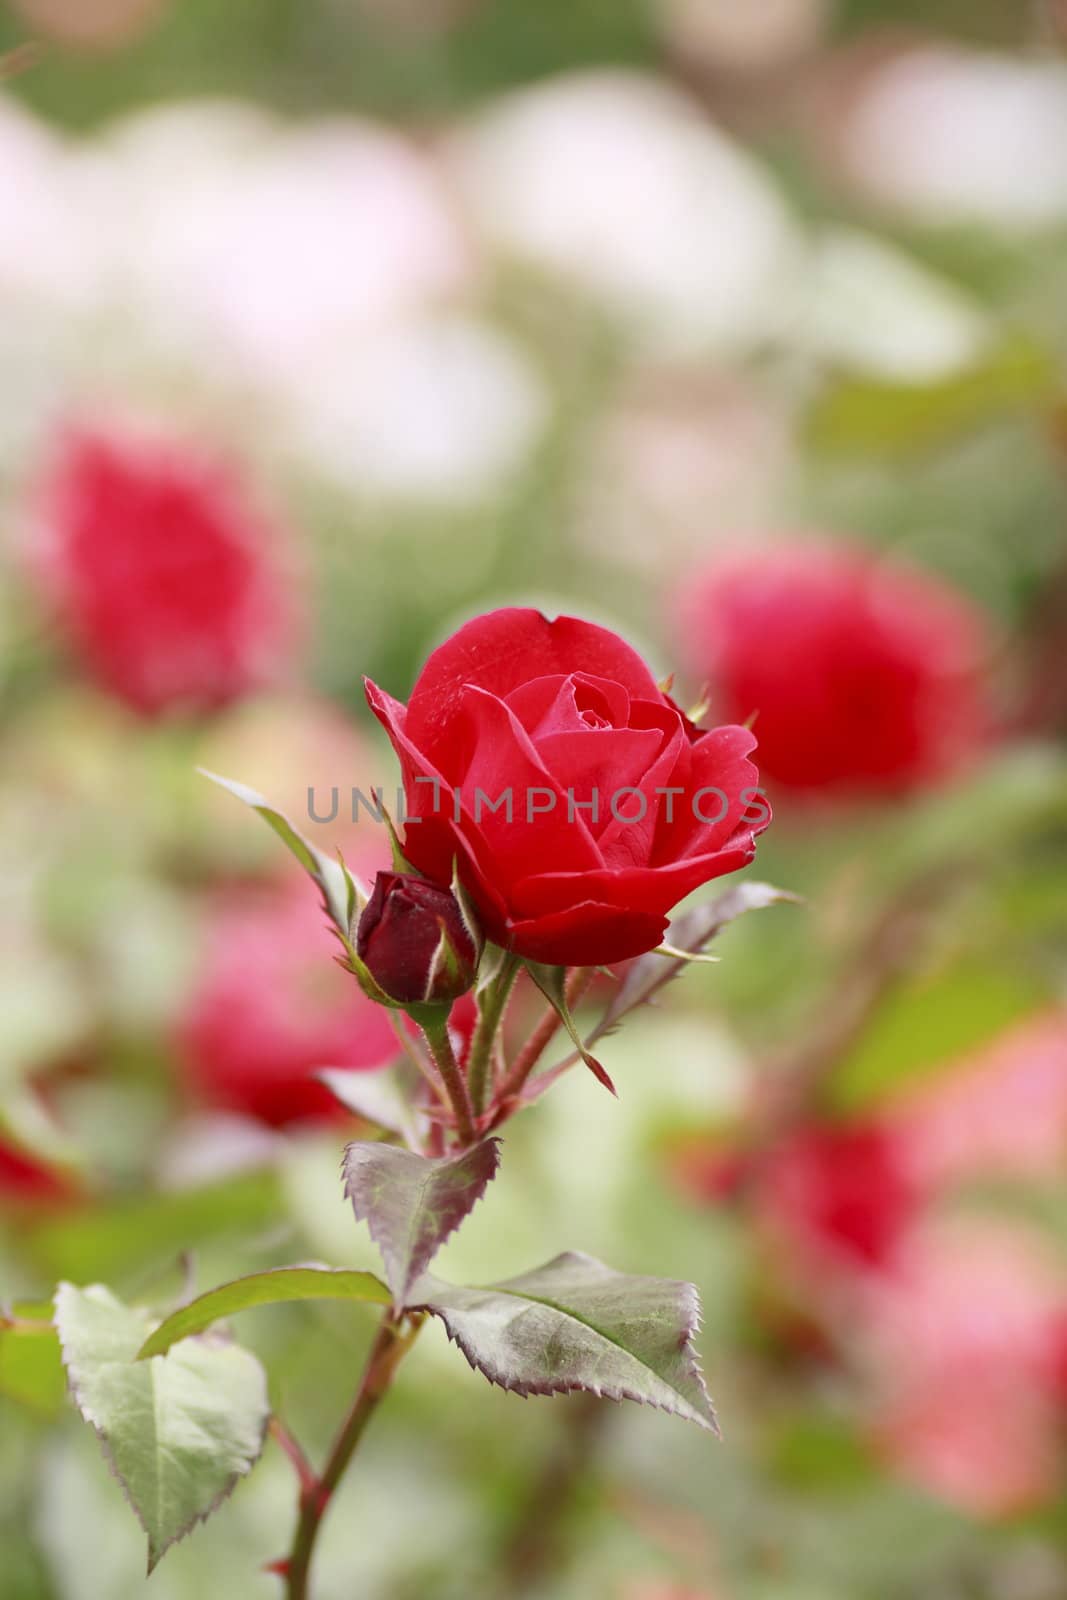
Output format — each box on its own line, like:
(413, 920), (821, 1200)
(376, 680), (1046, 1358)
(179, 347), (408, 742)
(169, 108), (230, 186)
(355, 872), (481, 1006)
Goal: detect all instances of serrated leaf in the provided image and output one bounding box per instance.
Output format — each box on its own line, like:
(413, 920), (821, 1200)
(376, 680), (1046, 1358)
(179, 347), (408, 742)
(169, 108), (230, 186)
(591, 882), (797, 1044)
(136, 1265), (391, 1359)
(199, 769), (358, 937)
(412, 1251), (717, 1432)
(55, 1282), (269, 1572)
(343, 1138), (501, 1307)
(524, 962), (616, 1095)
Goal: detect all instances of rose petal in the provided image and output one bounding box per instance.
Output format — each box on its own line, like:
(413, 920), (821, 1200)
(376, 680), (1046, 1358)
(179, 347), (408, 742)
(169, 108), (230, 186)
(534, 725), (664, 839)
(652, 724), (766, 863)
(364, 677), (510, 930)
(504, 671), (632, 738)
(511, 842), (757, 924)
(504, 900), (669, 966)
(595, 697), (689, 868)
(456, 684), (605, 874)
(406, 608), (662, 763)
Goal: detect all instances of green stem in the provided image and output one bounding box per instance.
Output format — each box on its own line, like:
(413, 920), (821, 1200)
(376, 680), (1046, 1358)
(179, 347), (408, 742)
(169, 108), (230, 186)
(285, 1311), (420, 1600)
(467, 954), (521, 1117)
(419, 1010), (476, 1147)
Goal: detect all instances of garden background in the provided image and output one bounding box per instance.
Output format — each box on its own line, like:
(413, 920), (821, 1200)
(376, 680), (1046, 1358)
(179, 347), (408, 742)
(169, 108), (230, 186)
(1, 2), (1066, 1597)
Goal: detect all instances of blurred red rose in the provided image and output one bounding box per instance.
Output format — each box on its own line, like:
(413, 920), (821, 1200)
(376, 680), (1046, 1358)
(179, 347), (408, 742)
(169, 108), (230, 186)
(175, 879), (398, 1127)
(28, 425), (299, 717)
(676, 543), (990, 796)
(757, 1121), (922, 1274)
(366, 607), (768, 966)
(0, 1138), (78, 1208)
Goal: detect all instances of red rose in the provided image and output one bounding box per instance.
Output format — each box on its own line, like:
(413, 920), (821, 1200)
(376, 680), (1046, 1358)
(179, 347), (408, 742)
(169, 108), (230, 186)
(176, 880), (398, 1127)
(757, 1122), (922, 1273)
(676, 543), (990, 796)
(28, 425), (299, 717)
(365, 607), (767, 966)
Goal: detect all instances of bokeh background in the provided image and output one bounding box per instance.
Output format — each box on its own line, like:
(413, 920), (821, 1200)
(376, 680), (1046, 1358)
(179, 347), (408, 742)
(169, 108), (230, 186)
(1, 2), (1066, 1597)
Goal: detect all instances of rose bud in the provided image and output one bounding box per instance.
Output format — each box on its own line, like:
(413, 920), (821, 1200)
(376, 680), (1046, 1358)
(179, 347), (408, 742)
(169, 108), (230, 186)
(356, 872), (482, 1007)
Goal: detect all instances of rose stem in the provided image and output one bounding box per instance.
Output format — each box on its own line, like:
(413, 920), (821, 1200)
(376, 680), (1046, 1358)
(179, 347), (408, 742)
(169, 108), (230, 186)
(497, 968), (595, 1107)
(284, 1310), (421, 1600)
(387, 1010), (445, 1098)
(466, 953), (521, 1117)
(418, 1011), (477, 1147)
(269, 1417), (317, 1499)
(494, 1393), (605, 1597)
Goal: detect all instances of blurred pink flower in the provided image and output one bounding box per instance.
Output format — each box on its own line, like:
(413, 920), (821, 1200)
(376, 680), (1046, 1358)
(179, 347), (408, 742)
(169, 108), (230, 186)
(676, 541), (991, 797)
(9, 0), (168, 51)
(621, 1583), (721, 1600)
(862, 1219), (1067, 1516)
(175, 879), (397, 1128)
(893, 1010), (1067, 1189)
(28, 425), (300, 717)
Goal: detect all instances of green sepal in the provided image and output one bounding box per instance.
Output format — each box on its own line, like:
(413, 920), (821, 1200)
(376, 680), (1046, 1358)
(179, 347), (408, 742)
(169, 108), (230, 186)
(200, 769), (363, 938)
(523, 962), (616, 1097)
(380, 798), (421, 876)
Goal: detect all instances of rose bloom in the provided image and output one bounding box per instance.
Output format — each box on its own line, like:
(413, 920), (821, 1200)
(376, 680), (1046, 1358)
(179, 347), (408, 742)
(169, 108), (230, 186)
(175, 879), (398, 1127)
(366, 607), (768, 966)
(28, 426), (299, 717)
(677, 543), (989, 796)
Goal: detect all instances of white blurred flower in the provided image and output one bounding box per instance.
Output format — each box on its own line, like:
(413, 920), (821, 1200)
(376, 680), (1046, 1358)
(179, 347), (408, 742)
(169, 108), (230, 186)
(0, 94), (99, 313)
(843, 47), (1067, 231)
(445, 70), (801, 355)
(96, 110), (476, 382)
(577, 372), (793, 575)
(807, 227), (992, 381)
(289, 314), (549, 505)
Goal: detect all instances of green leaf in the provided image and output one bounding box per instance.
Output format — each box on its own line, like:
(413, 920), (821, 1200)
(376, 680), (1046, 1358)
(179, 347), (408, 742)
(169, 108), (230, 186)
(829, 961), (1043, 1112)
(317, 1063), (421, 1144)
(136, 1265), (392, 1359)
(413, 1251), (717, 1432)
(524, 962), (617, 1095)
(380, 799), (419, 876)
(0, 1306), (64, 1415)
(343, 1138), (501, 1307)
(27, 1168), (282, 1284)
(199, 769), (361, 937)
(55, 1282), (270, 1573)
(591, 882), (797, 1045)
(807, 335), (1055, 457)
